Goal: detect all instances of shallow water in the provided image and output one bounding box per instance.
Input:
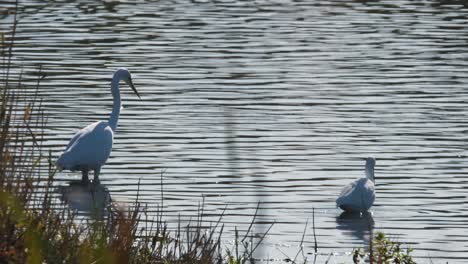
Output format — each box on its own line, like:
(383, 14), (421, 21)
(2, 0), (468, 262)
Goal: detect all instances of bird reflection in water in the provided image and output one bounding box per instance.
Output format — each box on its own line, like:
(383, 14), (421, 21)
(59, 180), (111, 217)
(336, 211), (374, 246)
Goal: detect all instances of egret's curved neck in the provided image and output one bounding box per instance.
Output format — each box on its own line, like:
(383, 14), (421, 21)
(108, 76), (121, 131)
(365, 164), (375, 182)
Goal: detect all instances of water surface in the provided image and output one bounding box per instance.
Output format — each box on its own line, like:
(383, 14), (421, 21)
(2, 0), (468, 262)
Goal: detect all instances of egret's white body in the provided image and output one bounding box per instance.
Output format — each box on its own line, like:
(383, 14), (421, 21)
(336, 158), (376, 213)
(57, 68), (140, 183)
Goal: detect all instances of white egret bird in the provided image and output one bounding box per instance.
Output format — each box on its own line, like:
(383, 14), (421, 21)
(57, 68), (140, 183)
(336, 157), (376, 213)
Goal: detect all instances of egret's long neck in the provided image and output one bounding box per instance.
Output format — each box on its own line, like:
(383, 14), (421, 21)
(108, 76), (121, 131)
(365, 164), (375, 182)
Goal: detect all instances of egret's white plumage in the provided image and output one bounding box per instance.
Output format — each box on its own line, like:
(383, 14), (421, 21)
(57, 68), (140, 183)
(336, 157), (376, 213)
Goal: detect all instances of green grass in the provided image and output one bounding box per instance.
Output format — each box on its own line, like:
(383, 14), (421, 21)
(353, 232), (416, 264)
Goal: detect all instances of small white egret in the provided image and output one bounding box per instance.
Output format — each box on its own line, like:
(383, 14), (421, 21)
(57, 68), (140, 183)
(336, 157), (376, 213)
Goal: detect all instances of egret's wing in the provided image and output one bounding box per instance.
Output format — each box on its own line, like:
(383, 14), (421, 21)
(58, 121), (113, 170)
(64, 125), (92, 151)
(336, 180), (357, 206)
(339, 180), (356, 197)
(337, 178), (375, 211)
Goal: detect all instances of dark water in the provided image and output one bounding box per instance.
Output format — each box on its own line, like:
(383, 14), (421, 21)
(2, 0), (468, 262)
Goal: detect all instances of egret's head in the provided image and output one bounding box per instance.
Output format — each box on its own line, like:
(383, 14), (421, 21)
(365, 157), (376, 169)
(115, 68), (141, 99)
(365, 157), (376, 181)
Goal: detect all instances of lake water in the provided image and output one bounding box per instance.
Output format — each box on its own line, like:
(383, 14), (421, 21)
(2, 0), (468, 262)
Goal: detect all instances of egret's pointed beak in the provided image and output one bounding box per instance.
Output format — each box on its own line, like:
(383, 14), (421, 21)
(128, 77), (141, 99)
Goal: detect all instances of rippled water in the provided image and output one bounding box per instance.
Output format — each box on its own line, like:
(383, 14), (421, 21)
(2, 0), (468, 262)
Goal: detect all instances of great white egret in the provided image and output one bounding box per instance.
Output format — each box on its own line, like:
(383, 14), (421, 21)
(336, 157), (376, 213)
(57, 68), (140, 183)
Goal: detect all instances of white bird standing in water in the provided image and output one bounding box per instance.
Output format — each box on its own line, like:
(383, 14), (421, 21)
(57, 68), (140, 184)
(336, 157), (376, 213)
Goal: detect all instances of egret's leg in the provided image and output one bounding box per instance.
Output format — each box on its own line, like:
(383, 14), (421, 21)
(81, 169), (89, 183)
(94, 167), (101, 184)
